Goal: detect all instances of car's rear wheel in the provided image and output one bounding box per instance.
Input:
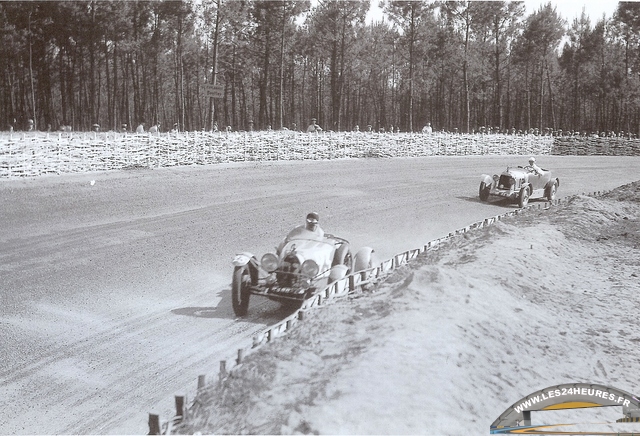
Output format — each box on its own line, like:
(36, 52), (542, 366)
(479, 181), (490, 201)
(518, 186), (530, 208)
(332, 243), (353, 272)
(232, 265), (252, 317)
(546, 181), (557, 201)
(354, 247), (375, 287)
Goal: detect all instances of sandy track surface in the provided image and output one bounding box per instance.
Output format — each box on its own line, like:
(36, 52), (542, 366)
(177, 182), (640, 435)
(1, 155), (639, 434)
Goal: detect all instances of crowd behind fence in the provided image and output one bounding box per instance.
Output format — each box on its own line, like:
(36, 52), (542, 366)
(551, 136), (640, 156)
(0, 131), (561, 179)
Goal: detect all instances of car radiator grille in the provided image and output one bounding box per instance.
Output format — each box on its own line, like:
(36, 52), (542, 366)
(276, 255), (300, 287)
(498, 175), (514, 189)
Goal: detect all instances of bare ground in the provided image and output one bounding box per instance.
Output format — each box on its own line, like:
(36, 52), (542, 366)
(176, 181), (640, 435)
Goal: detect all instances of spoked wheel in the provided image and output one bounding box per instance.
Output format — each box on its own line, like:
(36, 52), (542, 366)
(479, 182), (490, 201)
(232, 265), (252, 317)
(546, 182), (557, 201)
(518, 186), (530, 208)
(354, 247), (375, 285)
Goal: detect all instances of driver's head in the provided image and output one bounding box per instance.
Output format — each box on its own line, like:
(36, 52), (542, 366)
(529, 157), (536, 164)
(305, 212), (319, 231)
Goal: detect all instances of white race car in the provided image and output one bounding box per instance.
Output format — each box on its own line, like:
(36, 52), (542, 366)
(231, 232), (373, 316)
(479, 165), (560, 207)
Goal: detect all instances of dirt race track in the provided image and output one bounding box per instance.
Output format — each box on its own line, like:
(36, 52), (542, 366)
(1, 155), (639, 434)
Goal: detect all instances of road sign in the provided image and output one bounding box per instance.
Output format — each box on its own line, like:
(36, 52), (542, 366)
(202, 84), (224, 98)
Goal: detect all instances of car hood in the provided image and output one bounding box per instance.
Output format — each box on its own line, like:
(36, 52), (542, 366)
(501, 167), (529, 177)
(280, 238), (334, 272)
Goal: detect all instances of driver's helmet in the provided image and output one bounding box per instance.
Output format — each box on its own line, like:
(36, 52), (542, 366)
(528, 157), (536, 164)
(305, 212), (319, 231)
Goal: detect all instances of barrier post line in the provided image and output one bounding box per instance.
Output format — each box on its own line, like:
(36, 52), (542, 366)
(219, 361), (227, 384)
(148, 413), (161, 435)
(175, 395), (185, 421)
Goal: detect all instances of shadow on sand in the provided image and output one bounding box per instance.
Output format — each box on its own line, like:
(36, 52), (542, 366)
(171, 286), (300, 323)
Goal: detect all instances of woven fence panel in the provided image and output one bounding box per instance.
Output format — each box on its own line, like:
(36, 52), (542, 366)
(1, 131), (556, 179)
(552, 137), (640, 156)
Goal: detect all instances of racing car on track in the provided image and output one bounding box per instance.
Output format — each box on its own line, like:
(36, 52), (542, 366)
(479, 164), (559, 207)
(231, 227), (374, 317)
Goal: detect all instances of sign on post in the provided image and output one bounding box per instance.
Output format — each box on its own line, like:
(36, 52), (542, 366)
(202, 84), (224, 99)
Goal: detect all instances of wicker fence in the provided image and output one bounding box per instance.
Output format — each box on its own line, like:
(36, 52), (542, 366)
(551, 137), (640, 156)
(0, 131), (555, 179)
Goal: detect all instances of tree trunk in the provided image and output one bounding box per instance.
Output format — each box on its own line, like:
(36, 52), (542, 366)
(494, 29), (502, 129)
(278, 1), (285, 130)
(28, 10), (37, 129)
(546, 62), (556, 130)
(208, 0), (221, 131)
(538, 57), (544, 131)
(463, 18), (470, 133)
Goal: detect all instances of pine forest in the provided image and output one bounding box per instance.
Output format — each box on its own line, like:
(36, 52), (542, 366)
(2, 0), (640, 135)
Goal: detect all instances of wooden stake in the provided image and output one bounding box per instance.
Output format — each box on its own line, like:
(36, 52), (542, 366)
(219, 360), (227, 380)
(175, 395), (185, 420)
(148, 413), (161, 435)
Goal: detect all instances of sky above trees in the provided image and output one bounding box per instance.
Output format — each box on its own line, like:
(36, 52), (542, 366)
(523, 0), (619, 20)
(365, 1), (620, 24)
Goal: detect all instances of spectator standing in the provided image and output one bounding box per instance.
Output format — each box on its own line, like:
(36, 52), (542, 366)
(422, 122), (433, 134)
(306, 118), (322, 133)
(136, 123), (145, 133)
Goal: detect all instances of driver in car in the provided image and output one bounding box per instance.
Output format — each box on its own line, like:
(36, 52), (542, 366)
(285, 212), (324, 241)
(527, 157), (543, 176)
(276, 212), (325, 255)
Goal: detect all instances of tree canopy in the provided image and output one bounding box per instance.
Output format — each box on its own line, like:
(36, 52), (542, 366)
(1, 0), (639, 134)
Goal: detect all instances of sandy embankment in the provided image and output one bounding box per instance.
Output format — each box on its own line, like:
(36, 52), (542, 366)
(178, 183), (640, 435)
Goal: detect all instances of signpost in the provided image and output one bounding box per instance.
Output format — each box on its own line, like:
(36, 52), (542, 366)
(202, 84), (224, 99)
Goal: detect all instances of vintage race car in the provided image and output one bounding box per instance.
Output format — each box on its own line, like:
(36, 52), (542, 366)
(231, 232), (374, 316)
(479, 165), (560, 207)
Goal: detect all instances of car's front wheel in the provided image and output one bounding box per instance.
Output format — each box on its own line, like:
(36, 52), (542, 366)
(479, 181), (490, 201)
(546, 181), (557, 201)
(232, 265), (252, 317)
(518, 186), (530, 208)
